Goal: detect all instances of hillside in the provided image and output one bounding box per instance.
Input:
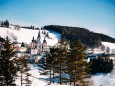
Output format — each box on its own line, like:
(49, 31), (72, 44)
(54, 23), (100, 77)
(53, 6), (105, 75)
(0, 26), (61, 46)
(44, 25), (115, 48)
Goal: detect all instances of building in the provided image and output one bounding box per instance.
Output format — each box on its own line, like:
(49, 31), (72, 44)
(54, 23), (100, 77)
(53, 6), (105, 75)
(30, 30), (48, 55)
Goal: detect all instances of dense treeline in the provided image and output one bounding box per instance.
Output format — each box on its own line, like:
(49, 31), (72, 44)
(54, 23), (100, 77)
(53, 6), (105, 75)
(0, 20), (9, 28)
(44, 25), (115, 47)
(95, 33), (115, 43)
(90, 57), (113, 74)
(21, 25), (39, 30)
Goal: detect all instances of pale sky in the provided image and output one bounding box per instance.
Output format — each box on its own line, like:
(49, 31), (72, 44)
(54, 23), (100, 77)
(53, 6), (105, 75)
(0, 0), (115, 38)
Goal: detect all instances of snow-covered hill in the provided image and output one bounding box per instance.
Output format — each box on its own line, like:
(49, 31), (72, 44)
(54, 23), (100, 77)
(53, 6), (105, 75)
(0, 26), (60, 46)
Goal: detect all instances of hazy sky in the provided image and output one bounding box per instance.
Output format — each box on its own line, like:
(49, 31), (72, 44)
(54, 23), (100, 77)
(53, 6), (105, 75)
(0, 0), (115, 38)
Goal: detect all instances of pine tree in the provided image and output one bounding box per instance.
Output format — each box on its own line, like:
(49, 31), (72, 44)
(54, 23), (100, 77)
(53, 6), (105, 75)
(39, 39), (90, 86)
(16, 55), (31, 86)
(4, 20), (9, 28)
(21, 42), (25, 47)
(0, 36), (17, 86)
(54, 38), (68, 84)
(106, 47), (110, 54)
(46, 51), (55, 84)
(0, 20), (4, 27)
(39, 51), (54, 84)
(67, 40), (90, 86)
(47, 38), (68, 84)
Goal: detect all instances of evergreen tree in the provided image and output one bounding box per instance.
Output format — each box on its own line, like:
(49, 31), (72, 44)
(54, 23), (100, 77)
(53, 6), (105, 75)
(39, 38), (68, 85)
(4, 20), (9, 28)
(44, 30), (46, 34)
(39, 51), (55, 84)
(54, 38), (68, 84)
(21, 42), (25, 47)
(67, 40), (90, 86)
(106, 47), (110, 54)
(16, 55), (31, 86)
(90, 57), (113, 74)
(0, 36), (17, 86)
(39, 39), (90, 86)
(0, 37), (5, 42)
(0, 20), (4, 27)
(101, 45), (105, 51)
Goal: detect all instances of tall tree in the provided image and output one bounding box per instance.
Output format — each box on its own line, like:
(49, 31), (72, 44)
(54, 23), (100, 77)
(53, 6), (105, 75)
(39, 38), (68, 85)
(106, 47), (110, 54)
(0, 20), (4, 27)
(0, 36), (17, 86)
(16, 56), (31, 86)
(39, 50), (55, 84)
(67, 40), (90, 86)
(54, 38), (68, 84)
(39, 39), (90, 86)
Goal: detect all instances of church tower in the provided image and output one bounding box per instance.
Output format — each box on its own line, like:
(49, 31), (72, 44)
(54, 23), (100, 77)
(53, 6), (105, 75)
(42, 37), (47, 52)
(37, 30), (42, 54)
(31, 36), (36, 49)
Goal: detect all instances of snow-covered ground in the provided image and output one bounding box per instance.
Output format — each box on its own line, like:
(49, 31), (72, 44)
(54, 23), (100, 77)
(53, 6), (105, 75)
(90, 62), (115, 86)
(102, 42), (115, 53)
(15, 64), (68, 86)
(90, 42), (115, 86)
(102, 42), (115, 49)
(0, 26), (60, 46)
(1, 26), (115, 86)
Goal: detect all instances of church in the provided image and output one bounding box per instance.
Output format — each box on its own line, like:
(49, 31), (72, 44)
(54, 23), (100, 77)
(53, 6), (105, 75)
(30, 30), (47, 55)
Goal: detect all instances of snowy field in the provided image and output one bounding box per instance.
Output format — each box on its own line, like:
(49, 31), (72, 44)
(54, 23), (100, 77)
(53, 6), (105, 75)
(1, 26), (115, 86)
(90, 62), (115, 86)
(0, 26), (60, 46)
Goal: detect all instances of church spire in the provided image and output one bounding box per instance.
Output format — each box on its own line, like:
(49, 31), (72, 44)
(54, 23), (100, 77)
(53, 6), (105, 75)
(37, 30), (40, 38)
(32, 36), (35, 42)
(43, 37), (47, 43)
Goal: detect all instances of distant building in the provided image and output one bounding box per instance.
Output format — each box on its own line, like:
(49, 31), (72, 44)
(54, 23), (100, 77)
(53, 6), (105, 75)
(30, 30), (48, 55)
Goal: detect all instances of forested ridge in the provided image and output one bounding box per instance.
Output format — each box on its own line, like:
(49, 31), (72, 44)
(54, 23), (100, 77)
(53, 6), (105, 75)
(44, 25), (115, 47)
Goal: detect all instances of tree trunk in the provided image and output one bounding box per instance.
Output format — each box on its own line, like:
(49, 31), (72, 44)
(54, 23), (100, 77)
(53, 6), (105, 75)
(21, 70), (22, 86)
(53, 64), (54, 84)
(59, 57), (62, 85)
(49, 68), (51, 84)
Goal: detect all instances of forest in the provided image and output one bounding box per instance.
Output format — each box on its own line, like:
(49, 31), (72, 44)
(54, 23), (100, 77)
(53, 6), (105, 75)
(44, 25), (115, 48)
